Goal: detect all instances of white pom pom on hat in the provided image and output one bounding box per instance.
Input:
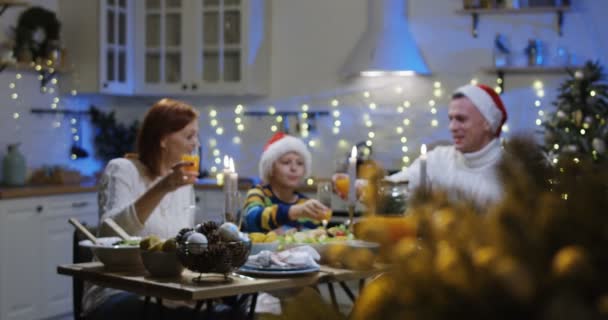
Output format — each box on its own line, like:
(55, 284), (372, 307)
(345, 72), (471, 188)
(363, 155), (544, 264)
(258, 132), (312, 183)
(453, 84), (508, 137)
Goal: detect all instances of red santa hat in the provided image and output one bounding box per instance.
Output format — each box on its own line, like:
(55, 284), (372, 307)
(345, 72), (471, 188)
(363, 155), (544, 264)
(259, 132), (312, 183)
(453, 84), (508, 137)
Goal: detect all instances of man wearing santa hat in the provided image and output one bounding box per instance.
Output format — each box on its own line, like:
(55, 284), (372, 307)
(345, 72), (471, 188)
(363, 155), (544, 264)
(387, 83), (508, 209)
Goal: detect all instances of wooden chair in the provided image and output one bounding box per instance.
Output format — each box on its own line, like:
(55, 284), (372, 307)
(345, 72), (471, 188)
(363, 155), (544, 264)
(72, 224), (97, 320)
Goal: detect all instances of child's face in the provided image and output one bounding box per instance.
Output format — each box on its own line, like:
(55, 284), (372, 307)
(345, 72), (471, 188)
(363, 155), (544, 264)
(271, 152), (305, 189)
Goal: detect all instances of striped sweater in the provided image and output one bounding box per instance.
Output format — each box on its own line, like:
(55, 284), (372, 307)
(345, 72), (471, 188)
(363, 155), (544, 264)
(242, 184), (320, 232)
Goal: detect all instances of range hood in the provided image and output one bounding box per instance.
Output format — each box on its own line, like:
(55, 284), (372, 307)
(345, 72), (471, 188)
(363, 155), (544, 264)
(342, 0), (430, 77)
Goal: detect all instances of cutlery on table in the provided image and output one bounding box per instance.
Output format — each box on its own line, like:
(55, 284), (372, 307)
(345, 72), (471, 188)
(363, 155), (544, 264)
(68, 218), (100, 245)
(103, 218), (131, 241)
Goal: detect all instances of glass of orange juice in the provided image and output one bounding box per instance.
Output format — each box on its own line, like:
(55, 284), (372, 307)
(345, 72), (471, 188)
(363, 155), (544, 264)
(181, 149), (200, 174)
(335, 175), (350, 197)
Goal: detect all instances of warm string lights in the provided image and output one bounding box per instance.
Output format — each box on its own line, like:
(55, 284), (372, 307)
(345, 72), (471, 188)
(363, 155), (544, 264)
(299, 104), (310, 138)
(533, 80), (545, 128)
(197, 81), (455, 176)
(233, 104), (245, 144)
(207, 108), (226, 174)
(10, 73), (22, 122)
(331, 99), (340, 135)
(70, 116), (79, 160)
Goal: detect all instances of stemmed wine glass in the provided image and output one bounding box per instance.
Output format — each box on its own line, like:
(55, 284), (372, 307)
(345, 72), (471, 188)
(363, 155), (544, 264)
(316, 181), (333, 229)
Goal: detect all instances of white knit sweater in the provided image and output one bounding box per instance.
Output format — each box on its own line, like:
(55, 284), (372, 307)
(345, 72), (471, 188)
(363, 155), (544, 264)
(389, 139), (504, 208)
(82, 158), (196, 314)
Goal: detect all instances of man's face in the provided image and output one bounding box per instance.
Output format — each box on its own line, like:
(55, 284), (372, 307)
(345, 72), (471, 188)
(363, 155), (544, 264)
(448, 97), (493, 153)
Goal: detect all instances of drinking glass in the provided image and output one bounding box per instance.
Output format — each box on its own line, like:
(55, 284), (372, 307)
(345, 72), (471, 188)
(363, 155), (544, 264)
(316, 181), (333, 227)
(334, 176), (350, 198)
(181, 148), (200, 174)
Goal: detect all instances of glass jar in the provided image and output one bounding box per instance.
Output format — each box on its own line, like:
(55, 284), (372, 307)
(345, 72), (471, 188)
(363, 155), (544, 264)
(376, 181), (409, 215)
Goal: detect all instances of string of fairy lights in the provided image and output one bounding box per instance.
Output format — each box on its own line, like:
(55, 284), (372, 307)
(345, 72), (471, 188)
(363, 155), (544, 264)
(6, 60), (83, 159)
(7, 69), (566, 174)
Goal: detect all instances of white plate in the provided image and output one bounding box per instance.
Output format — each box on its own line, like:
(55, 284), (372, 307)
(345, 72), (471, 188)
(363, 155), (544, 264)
(243, 263), (311, 271)
(79, 236), (141, 249)
(250, 241), (280, 255)
(238, 264), (320, 277)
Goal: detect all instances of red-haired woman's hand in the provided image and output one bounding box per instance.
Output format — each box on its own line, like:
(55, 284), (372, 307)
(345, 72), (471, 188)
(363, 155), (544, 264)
(159, 162), (198, 192)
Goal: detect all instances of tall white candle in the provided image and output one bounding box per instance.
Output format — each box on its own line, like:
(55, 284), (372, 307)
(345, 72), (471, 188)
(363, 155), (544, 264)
(229, 157), (238, 194)
(223, 155), (232, 220)
(222, 155), (232, 194)
(419, 144), (427, 190)
(347, 146), (357, 204)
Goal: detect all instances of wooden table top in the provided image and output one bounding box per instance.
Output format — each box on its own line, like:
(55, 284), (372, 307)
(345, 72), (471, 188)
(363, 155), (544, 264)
(57, 262), (384, 301)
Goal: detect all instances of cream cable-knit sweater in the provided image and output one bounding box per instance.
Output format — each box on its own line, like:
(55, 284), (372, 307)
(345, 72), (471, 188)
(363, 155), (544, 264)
(389, 139), (504, 208)
(82, 158), (196, 315)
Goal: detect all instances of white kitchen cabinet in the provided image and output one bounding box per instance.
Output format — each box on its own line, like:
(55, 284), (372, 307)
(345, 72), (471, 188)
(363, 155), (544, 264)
(0, 201), (42, 320)
(58, 0), (135, 95)
(39, 195), (98, 319)
(60, 0), (269, 96)
(0, 193), (98, 320)
(133, 0), (270, 95)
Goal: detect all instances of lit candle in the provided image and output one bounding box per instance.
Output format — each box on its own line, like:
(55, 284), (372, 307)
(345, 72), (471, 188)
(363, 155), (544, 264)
(229, 157), (238, 194)
(223, 155), (232, 221)
(347, 146), (357, 204)
(226, 157), (241, 225)
(419, 144), (427, 190)
(222, 155), (232, 194)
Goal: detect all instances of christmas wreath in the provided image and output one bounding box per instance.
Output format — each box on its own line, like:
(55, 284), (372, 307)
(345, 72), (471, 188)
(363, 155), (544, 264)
(13, 6), (61, 62)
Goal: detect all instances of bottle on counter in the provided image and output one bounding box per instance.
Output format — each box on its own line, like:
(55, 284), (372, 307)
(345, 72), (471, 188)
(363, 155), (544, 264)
(3, 143), (27, 186)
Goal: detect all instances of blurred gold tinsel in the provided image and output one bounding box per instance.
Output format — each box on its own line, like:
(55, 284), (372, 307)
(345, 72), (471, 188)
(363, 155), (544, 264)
(261, 137), (608, 320)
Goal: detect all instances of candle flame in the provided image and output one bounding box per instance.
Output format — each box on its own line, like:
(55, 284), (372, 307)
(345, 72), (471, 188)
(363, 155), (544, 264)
(350, 146), (357, 159)
(421, 144), (427, 155)
(229, 157), (236, 172)
(223, 155), (230, 169)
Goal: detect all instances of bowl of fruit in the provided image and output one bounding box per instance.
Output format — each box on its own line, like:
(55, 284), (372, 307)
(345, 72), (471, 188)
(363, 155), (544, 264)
(249, 231), (280, 255)
(176, 222), (251, 281)
(139, 236), (184, 277)
(279, 225), (354, 261)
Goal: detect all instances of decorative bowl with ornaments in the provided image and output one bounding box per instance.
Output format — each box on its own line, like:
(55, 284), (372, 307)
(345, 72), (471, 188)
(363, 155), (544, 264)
(175, 221), (251, 282)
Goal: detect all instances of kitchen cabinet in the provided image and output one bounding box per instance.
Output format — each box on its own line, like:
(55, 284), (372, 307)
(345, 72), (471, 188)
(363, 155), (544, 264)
(60, 0), (270, 96)
(58, 0), (135, 95)
(0, 193), (98, 320)
(134, 0), (270, 96)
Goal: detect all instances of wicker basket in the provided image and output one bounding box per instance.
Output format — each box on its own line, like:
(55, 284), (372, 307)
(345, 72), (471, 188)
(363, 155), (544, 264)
(176, 240), (251, 276)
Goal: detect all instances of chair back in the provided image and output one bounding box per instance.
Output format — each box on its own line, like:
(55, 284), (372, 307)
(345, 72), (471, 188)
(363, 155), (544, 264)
(72, 223), (98, 320)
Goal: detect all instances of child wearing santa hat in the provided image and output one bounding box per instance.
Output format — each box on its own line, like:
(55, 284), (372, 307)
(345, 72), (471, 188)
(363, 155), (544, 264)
(242, 132), (329, 232)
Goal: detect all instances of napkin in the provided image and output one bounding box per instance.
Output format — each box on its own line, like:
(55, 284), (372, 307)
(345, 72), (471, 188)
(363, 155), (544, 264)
(247, 245), (320, 269)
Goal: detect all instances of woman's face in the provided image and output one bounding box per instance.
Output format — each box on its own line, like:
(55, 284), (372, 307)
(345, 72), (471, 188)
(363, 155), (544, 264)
(270, 152), (306, 189)
(161, 119), (199, 165)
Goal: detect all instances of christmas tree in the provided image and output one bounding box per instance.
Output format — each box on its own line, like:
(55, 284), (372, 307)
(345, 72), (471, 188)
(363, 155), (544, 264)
(543, 61), (608, 163)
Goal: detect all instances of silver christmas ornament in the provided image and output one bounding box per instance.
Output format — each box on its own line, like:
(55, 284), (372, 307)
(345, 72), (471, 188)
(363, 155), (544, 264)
(592, 138), (606, 154)
(564, 144), (579, 153)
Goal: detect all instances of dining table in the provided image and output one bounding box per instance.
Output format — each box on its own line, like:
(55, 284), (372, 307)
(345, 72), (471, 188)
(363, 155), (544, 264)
(57, 261), (386, 319)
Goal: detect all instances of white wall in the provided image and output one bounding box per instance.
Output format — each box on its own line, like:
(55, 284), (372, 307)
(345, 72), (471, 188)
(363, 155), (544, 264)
(0, 0), (606, 181)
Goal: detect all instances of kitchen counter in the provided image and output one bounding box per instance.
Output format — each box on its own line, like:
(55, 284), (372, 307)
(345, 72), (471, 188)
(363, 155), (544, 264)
(0, 179), (318, 199)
